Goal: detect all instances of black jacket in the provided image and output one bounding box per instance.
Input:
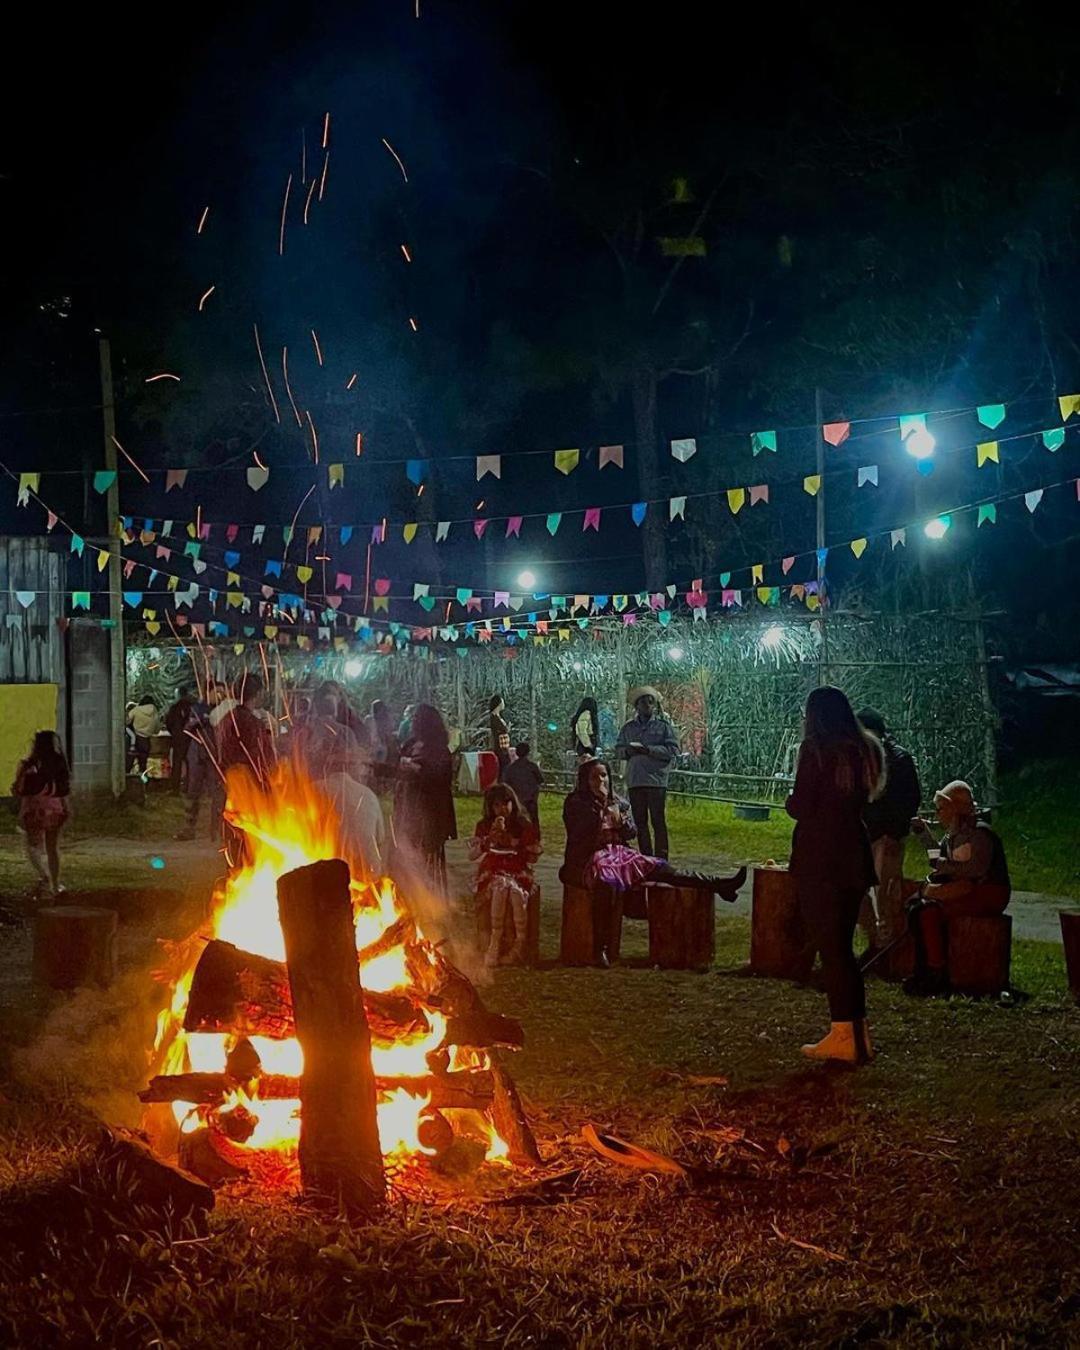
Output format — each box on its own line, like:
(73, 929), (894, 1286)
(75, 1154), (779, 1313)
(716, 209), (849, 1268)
(786, 744), (877, 890)
(559, 789), (632, 886)
(863, 736), (921, 842)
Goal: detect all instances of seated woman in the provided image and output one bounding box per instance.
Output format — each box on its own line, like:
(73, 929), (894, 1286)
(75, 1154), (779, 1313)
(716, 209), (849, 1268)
(906, 779), (1011, 994)
(469, 784), (541, 966)
(560, 759), (745, 966)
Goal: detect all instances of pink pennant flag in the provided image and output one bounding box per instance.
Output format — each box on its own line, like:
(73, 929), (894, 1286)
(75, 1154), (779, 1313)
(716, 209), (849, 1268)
(155, 545), (171, 560)
(371, 522), (386, 544)
(46, 511), (58, 532)
(373, 578), (391, 596)
(598, 444), (624, 470)
(474, 518), (488, 540)
(505, 515), (523, 538)
(583, 507), (601, 532)
(325, 596), (342, 610)
(822, 422), (851, 447)
(623, 613), (636, 626)
(781, 556), (795, 575)
(749, 484), (769, 506)
(261, 585), (274, 599)
(198, 521), (211, 540)
(190, 623), (205, 638)
(123, 560), (136, 579)
(226, 524), (239, 543)
(494, 590), (510, 608)
(466, 597), (483, 613)
(335, 572), (352, 591)
(166, 469), (188, 492)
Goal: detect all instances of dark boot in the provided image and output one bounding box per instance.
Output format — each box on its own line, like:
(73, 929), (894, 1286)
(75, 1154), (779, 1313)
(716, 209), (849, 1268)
(661, 865), (747, 903)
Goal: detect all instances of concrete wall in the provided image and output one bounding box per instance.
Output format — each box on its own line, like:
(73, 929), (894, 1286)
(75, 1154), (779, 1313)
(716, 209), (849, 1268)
(68, 620), (116, 792)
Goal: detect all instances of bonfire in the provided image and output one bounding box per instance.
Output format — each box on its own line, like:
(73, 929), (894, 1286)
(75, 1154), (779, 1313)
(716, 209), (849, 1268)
(139, 762), (537, 1206)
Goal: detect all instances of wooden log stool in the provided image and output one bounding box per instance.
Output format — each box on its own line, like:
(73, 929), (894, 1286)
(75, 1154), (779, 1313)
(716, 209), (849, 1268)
(559, 884), (623, 966)
(750, 866), (812, 981)
(33, 906), (119, 990)
(947, 914), (1012, 996)
(645, 884), (715, 971)
(1061, 912), (1080, 1004)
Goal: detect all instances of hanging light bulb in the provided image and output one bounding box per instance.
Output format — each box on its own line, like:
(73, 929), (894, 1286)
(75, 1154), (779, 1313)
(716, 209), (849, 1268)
(923, 514), (952, 540)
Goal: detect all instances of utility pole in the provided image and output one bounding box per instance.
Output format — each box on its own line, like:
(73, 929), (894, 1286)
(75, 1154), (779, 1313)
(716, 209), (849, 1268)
(99, 337), (126, 797)
(814, 386), (829, 686)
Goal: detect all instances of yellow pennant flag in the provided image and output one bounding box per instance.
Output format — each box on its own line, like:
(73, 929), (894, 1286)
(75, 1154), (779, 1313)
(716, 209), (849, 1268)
(187, 522), (197, 538)
(372, 595), (389, 612)
(328, 463), (344, 489)
(806, 594), (821, 611)
(558, 628), (571, 641)
(142, 609), (157, 621)
(756, 587), (771, 605)
(976, 441), (999, 467)
(850, 537), (868, 558)
(1058, 393), (1080, 421)
(146, 621), (161, 636)
(297, 635), (312, 651)
(751, 563), (764, 584)
(307, 526), (322, 546)
(554, 448), (580, 475)
(226, 592), (243, 608)
(803, 474), (822, 496)
(334, 637), (347, 651)
(264, 625), (278, 639)
(167, 575), (179, 592)
(227, 570), (240, 586)
(96, 549), (109, 572)
(727, 488), (746, 515)
(403, 522), (418, 544)
(296, 564), (313, 584)
(233, 644), (245, 656)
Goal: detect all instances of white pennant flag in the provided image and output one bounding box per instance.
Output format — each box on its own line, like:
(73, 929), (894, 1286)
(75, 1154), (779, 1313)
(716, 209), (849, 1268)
(247, 466), (270, 492)
(670, 437), (697, 463)
(890, 528), (907, 549)
(476, 454), (501, 480)
(1025, 489), (1043, 513)
(669, 495), (687, 521)
(435, 520), (451, 542)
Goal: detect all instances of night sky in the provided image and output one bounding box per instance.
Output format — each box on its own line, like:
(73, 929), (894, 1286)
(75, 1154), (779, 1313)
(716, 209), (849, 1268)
(2, 1), (1080, 663)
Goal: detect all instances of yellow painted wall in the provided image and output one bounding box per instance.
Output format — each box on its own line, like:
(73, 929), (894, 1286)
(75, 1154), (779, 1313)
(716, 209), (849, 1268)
(0, 684), (58, 794)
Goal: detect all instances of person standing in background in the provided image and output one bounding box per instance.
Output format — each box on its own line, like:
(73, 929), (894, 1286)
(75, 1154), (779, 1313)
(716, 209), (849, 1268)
(615, 687), (677, 859)
(394, 704), (458, 894)
(13, 731), (71, 900)
(571, 697), (600, 762)
(489, 694), (511, 778)
(164, 688), (195, 795)
(787, 686), (885, 1065)
(503, 741), (543, 835)
(855, 707), (922, 960)
(126, 695), (160, 777)
(175, 683), (219, 841)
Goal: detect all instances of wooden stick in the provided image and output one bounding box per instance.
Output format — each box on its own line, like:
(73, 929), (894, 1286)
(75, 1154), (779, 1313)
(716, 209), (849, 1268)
(139, 1069), (495, 1111)
(277, 859), (385, 1214)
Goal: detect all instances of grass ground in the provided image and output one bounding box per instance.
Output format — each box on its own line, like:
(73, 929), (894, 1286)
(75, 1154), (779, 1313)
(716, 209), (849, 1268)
(0, 770), (1077, 1346)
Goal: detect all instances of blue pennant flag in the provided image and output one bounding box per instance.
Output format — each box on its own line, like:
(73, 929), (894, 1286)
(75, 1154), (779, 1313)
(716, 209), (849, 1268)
(631, 502), (647, 527)
(224, 550), (240, 569)
(340, 525), (353, 545)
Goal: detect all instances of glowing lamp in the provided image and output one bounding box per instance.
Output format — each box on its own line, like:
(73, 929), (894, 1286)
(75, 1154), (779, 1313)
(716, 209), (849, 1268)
(517, 569), (536, 589)
(923, 515), (952, 540)
(344, 658), (364, 677)
(761, 624), (784, 650)
(667, 646), (684, 661)
(904, 428), (936, 460)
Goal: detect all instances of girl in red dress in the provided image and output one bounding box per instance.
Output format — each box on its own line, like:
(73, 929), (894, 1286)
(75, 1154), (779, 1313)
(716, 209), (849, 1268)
(470, 783), (540, 965)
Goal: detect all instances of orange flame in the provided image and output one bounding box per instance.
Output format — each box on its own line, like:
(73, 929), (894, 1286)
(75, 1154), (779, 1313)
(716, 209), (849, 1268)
(149, 760), (507, 1169)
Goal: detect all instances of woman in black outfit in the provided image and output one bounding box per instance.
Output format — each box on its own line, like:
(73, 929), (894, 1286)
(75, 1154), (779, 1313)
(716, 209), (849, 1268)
(489, 695), (511, 777)
(394, 704), (458, 894)
(787, 685), (885, 1064)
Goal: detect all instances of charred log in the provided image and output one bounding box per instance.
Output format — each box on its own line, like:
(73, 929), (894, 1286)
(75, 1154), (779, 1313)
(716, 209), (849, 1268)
(140, 1068), (494, 1111)
(490, 1057), (542, 1167)
(442, 1011), (524, 1052)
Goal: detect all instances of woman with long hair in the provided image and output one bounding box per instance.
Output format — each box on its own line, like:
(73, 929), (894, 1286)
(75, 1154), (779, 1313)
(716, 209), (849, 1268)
(570, 696), (600, 761)
(787, 685), (885, 1064)
(13, 731), (72, 899)
(561, 759), (745, 966)
(394, 704), (457, 893)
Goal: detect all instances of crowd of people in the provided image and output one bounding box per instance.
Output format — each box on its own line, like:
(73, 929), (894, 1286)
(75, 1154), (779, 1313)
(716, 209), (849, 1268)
(11, 676), (1012, 1062)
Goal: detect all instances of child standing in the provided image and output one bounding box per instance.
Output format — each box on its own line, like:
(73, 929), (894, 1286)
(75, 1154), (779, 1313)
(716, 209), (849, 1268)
(13, 732), (71, 900)
(502, 741), (543, 835)
(469, 784), (540, 966)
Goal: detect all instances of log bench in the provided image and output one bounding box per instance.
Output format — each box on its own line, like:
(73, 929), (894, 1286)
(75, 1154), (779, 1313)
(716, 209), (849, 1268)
(559, 885), (623, 966)
(559, 882), (715, 970)
(947, 914), (1011, 995)
(749, 866), (812, 981)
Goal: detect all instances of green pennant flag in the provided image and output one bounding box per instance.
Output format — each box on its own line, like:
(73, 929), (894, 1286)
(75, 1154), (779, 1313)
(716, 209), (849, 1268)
(546, 513), (562, 536)
(751, 430), (777, 456)
(1042, 428), (1066, 452)
(977, 503), (997, 527)
(977, 403), (1006, 430)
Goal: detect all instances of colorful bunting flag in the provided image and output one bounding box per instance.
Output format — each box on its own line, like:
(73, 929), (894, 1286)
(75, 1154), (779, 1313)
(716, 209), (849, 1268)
(782, 556), (795, 574)
(598, 444), (624, 470)
(476, 455), (500, 481)
(336, 572), (352, 591)
(976, 441), (999, 467)
(1025, 489), (1043, 513)
(296, 565), (313, 584)
(890, 528), (907, 549)
(17, 473), (39, 506)
(726, 488), (745, 515)
(822, 422), (850, 447)
(436, 521), (450, 542)
(264, 559), (282, 577)
(165, 469), (188, 492)
(803, 474), (822, 496)
(749, 484), (769, 506)
(403, 523), (418, 544)
(671, 437), (697, 463)
(977, 404), (1006, 430)
(977, 504), (997, 527)
(669, 496), (686, 521)
(751, 564), (763, 584)
(850, 537), (868, 558)
(374, 578), (391, 596)
(72, 591), (90, 610)
(1058, 394), (1080, 422)
(474, 519), (488, 540)
(406, 459), (427, 486)
(583, 507), (601, 532)
(546, 513), (562, 535)
(631, 502), (647, 527)
(899, 413), (927, 441)
(371, 522), (385, 544)
(338, 525), (351, 545)
(46, 511), (58, 531)
(246, 466), (269, 492)
(857, 465), (878, 487)
(751, 430), (777, 456)
(506, 516), (523, 538)
(328, 463), (344, 489)
(70, 534), (85, 557)
(93, 470), (117, 494)
(554, 449), (579, 475)
(1042, 428), (1065, 452)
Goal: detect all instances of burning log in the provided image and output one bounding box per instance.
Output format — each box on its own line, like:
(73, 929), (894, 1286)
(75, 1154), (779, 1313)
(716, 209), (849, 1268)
(139, 1069), (495, 1111)
(490, 1057), (542, 1167)
(97, 1125), (215, 1218)
(277, 859), (385, 1215)
(442, 1011), (525, 1052)
(356, 913), (414, 967)
(182, 938), (428, 1042)
(178, 1127), (249, 1187)
(416, 1110), (454, 1156)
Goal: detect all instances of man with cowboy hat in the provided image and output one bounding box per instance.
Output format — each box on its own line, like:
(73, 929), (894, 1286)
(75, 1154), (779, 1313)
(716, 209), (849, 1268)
(615, 686), (678, 859)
